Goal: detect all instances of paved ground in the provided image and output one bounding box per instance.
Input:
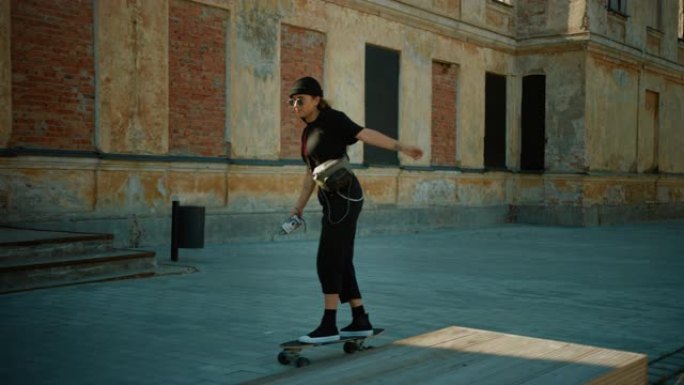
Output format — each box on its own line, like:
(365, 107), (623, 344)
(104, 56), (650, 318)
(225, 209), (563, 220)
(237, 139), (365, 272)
(1, 221), (683, 385)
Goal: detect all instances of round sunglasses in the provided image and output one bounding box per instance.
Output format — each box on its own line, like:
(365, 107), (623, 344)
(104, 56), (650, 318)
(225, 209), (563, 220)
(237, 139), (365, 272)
(288, 97), (305, 107)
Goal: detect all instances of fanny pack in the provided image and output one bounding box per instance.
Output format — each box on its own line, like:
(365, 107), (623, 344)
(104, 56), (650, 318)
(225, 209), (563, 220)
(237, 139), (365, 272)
(312, 157), (354, 192)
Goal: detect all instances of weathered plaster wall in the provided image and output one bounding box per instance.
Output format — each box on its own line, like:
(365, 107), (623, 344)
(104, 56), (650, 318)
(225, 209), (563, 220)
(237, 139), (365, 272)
(0, 157), (233, 218)
(585, 54), (640, 172)
(1, 0), (683, 245)
(517, 0), (588, 38)
(586, 53), (684, 174)
(2, 159), (96, 215)
(399, 0), (461, 21)
(95, 0), (169, 154)
(278, 0), (525, 172)
(587, 0), (681, 64)
(231, 0), (281, 159)
(281, 0), (515, 169)
(0, 0), (9, 148)
(544, 50), (588, 173)
(658, 78), (684, 173)
(517, 48), (587, 173)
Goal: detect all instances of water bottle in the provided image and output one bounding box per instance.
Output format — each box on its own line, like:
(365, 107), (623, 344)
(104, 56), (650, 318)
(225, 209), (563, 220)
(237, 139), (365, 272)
(281, 215), (303, 234)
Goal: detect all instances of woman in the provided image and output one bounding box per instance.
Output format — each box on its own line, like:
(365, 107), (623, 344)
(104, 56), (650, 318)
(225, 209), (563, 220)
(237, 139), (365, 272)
(289, 76), (423, 343)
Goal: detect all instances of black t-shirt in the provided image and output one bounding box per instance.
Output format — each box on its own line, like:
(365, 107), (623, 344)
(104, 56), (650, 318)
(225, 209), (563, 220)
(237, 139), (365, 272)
(301, 108), (364, 170)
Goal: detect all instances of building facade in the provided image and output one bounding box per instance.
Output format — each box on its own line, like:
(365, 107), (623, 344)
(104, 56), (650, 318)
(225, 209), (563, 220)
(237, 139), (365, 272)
(1, 0), (683, 246)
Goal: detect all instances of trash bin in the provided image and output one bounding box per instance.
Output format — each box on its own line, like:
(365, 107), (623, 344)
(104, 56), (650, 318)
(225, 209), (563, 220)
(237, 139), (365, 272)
(171, 200), (205, 261)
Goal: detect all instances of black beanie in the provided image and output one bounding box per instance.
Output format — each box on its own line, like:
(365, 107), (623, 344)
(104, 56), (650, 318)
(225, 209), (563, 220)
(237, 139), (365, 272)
(289, 76), (323, 98)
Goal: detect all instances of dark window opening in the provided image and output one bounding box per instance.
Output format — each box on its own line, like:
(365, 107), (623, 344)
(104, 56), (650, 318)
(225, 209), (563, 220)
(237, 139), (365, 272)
(520, 74), (546, 172)
(607, 0), (628, 16)
(484, 72), (507, 170)
(364, 44), (400, 166)
(644, 90), (660, 173)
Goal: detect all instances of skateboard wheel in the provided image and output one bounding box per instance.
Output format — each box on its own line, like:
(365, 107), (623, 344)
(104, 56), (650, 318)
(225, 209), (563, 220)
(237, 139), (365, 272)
(277, 352), (290, 365)
(295, 357), (310, 368)
(343, 341), (358, 354)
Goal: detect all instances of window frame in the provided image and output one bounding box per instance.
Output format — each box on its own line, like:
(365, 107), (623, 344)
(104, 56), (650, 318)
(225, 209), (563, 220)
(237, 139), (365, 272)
(607, 0), (628, 17)
(648, 0), (663, 31)
(679, 0), (684, 40)
(490, 0), (513, 7)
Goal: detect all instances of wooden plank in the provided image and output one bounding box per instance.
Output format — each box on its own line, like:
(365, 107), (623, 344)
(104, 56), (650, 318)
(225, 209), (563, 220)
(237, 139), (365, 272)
(393, 325), (475, 347)
(271, 327), (501, 385)
(416, 332), (578, 384)
(585, 350), (647, 385)
(346, 333), (507, 385)
(475, 342), (599, 385)
(246, 326), (647, 385)
(517, 348), (647, 385)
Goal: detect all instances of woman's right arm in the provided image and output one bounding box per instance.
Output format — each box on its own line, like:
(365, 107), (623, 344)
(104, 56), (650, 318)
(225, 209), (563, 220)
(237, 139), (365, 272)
(291, 168), (316, 217)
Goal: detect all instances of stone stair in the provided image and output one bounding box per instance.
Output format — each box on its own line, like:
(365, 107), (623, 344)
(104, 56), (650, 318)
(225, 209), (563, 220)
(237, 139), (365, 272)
(0, 227), (157, 293)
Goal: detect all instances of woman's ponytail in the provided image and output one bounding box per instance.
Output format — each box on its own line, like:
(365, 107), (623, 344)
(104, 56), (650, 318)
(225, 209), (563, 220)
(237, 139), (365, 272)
(318, 98), (332, 110)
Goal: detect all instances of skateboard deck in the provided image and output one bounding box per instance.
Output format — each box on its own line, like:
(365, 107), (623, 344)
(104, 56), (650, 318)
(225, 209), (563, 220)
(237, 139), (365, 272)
(278, 328), (384, 367)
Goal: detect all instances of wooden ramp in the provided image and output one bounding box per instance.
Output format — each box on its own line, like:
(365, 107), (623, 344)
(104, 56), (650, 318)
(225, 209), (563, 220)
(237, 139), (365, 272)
(248, 326), (647, 385)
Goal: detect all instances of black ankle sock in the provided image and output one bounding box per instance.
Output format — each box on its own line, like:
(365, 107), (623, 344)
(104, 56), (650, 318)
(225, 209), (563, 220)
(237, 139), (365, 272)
(322, 309), (337, 328)
(351, 305), (365, 319)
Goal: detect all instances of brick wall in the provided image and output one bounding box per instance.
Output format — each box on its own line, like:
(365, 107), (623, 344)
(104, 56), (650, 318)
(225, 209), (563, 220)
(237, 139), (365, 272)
(280, 24), (325, 159)
(169, 0), (229, 157)
(431, 61), (458, 167)
(10, 0), (95, 150)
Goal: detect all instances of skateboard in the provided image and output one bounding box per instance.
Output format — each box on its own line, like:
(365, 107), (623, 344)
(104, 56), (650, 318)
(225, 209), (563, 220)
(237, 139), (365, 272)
(277, 328), (384, 367)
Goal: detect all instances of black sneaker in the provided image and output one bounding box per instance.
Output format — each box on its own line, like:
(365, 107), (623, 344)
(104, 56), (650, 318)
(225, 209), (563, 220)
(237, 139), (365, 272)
(340, 313), (373, 338)
(298, 324), (340, 344)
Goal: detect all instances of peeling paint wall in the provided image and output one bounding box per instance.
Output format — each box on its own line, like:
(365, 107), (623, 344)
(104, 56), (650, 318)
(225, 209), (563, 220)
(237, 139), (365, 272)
(1, 0), (683, 245)
(96, 0), (169, 154)
(517, 0), (588, 37)
(658, 78), (684, 173)
(585, 56), (684, 174)
(231, 0), (281, 159)
(587, 0), (681, 64)
(586, 55), (640, 172)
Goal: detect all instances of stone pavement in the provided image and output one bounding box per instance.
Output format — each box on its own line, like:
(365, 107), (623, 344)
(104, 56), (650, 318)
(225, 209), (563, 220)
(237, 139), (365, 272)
(1, 221), (683, 385)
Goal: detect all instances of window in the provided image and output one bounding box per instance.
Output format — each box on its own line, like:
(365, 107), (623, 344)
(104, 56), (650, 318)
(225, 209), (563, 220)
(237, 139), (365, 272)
(431, 61), (458, 167)
(648, 0), (662, 30)
(520, 75), (546, 172)
(365, 45), (400, 166)
(607, 0), (627, 15)
(642, 90), (660, 173)
(679, 0), (684, 39)
(484, 73), (507, 170)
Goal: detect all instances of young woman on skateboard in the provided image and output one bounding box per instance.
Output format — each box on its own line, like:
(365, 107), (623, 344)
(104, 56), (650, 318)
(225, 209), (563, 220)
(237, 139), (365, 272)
(288, 77), (423, 343)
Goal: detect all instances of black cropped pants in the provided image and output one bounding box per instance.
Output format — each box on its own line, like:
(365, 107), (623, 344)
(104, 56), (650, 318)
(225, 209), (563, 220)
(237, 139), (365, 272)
(316, 176), (364, 303)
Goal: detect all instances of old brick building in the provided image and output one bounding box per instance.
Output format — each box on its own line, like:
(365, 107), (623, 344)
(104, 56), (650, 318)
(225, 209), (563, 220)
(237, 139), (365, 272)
(1, 0), (683, 246)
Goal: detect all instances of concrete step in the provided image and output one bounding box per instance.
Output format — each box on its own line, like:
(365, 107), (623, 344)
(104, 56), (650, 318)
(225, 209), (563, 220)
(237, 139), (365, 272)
(0, 249), (157, 293)
(0, 227), (114, 259)
(0, 227), (159, 294)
